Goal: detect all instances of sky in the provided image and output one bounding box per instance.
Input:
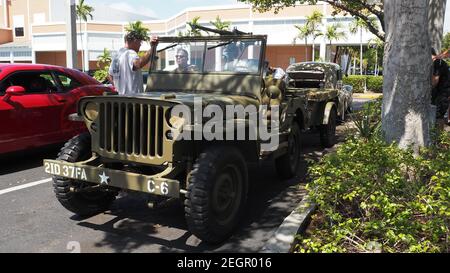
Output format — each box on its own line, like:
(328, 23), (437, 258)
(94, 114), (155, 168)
(89, 0), (241, 19)
(89, 0), (450, 33)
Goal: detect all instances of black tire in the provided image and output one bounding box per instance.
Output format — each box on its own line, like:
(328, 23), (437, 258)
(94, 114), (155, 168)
(53, 133), (117, 216)
(320, 108), (337, 148)
(185, 146), (248, 244)
(275, 123), (301, 179)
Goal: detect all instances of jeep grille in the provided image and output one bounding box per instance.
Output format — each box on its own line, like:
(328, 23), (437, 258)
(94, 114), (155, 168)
(95, 101), (172, 165)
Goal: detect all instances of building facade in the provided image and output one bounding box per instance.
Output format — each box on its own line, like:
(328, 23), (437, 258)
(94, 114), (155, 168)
(0, 1), (377, 71)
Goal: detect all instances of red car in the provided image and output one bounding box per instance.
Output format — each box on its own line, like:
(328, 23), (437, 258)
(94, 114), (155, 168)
(0, 64), (114, 154)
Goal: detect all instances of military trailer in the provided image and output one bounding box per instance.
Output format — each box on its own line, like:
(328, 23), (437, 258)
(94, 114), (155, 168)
(44, 27), (341, 243)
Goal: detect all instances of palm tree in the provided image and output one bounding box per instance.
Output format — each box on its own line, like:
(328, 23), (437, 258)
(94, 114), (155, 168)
(97, 48), (111, 69)
(76, 0), (94, 72)
(210, 16), (231, 31)
(305, 10), (323, 61)
(368, 37), (384, 76)
(125, 21), (150, 41)
(324, 23), (347, 61)
(349, 18), (367, 75)
(294, 24), (312, 62)
(187, 16), (201, 36)
(93, 48), (111, 83)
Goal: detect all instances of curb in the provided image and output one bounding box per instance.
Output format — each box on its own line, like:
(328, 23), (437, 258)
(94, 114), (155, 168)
(260, 196), (317, 253)
(353, 93), (383, 99)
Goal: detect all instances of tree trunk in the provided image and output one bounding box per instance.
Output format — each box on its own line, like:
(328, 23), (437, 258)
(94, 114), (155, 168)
(305, 39), (308, 62)
(428, 0), (447, 52)
(382, 0), (432, 152)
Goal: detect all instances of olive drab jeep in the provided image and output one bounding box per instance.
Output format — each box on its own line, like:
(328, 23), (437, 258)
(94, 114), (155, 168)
(44, 26), (342, 244)
(286, 62), (354, 126)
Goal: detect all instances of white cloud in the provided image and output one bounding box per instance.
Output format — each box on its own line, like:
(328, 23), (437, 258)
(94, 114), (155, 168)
(108, 2), (158, 18)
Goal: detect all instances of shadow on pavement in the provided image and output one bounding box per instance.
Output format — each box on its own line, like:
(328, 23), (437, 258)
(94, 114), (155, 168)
(71, 125), (348, 253)
(0, 144), (61, 175)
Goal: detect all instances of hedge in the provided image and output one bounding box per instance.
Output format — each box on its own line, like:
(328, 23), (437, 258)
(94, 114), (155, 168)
(366, 76), (383, 93)
(343, 76), (383, 93)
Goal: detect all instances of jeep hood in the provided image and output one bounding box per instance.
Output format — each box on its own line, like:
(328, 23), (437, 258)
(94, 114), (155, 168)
(117, 92), (260, 108)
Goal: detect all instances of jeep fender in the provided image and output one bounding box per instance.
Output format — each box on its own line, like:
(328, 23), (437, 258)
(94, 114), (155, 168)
(322, 102), (337, 125)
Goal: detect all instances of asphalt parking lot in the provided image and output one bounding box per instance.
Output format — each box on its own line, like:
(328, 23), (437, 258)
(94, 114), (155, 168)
(0, 100), (367, 253)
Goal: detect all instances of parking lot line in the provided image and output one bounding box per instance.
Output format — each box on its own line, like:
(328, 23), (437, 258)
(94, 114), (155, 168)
(0, 178), (52, 196)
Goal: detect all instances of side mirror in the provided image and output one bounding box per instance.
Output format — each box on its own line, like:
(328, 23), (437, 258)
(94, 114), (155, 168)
(267, 85), (281, 99)
(3, 86), (26, 101)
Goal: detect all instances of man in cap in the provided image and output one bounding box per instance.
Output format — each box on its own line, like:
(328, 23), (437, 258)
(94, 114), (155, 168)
(109, 31), (158, 95)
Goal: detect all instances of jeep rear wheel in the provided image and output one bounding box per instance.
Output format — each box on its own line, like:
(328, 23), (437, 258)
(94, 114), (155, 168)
(53, 133), (117, 216)
(320, 108), (337, 148)
(275, 123), (301, 179)
(185, 146), (248, 244)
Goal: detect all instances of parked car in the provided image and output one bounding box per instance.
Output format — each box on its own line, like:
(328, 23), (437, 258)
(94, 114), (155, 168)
(286, 62), (353, 120)
(0, 64), (115, 154)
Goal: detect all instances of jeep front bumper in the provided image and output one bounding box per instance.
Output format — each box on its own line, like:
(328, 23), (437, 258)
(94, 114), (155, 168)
(44, 159), (180, 198)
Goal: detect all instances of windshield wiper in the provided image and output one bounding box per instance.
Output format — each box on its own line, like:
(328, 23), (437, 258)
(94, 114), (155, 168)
(157, 43), (178, 53)
(207, 41), (232, 51)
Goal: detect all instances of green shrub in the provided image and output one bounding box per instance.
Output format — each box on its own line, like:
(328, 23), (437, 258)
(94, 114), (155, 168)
(93, 69), (108, 83)
(343, 75), (366, 93)
(343, 76), (383, 93)
(295, 130), (450, 253)
(366, 76), (383, 93)
(350, 98), (382, 140)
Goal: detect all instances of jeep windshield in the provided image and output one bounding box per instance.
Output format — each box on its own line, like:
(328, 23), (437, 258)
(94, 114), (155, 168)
(151, 36), (264, 74)
(145, 35), (267, 99)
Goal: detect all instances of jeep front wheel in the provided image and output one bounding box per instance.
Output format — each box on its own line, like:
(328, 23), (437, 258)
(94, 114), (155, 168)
(275, 123), (301, 179)
(184, 146), (248, 244)
(53, 133), (117, 216)
(320, 108), (337, 148)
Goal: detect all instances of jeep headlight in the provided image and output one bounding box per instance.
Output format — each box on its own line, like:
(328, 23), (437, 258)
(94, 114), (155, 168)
(84, 102), (99, 121)
(169, 115), (185, 130)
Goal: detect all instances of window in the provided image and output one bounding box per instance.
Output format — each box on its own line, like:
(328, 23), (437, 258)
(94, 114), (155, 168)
(14, 27), (24, 37)
(56, 73), (81, 91)
(13, 15), (25, 38)
(1, 71), (58, 93)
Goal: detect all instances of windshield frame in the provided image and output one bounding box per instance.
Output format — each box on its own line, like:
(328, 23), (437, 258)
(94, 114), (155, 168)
(150, 35), (267, 76)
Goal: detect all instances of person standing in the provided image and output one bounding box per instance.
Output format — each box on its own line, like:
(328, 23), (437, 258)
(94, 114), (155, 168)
(109, 31), (158, 95)
(431, 48), (449, 125)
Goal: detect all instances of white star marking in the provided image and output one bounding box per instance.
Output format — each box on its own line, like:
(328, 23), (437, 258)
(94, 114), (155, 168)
(99, 172), (109, 185)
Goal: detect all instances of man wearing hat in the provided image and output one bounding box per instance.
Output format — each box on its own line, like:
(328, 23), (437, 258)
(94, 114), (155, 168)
(109, 31), (158, 95)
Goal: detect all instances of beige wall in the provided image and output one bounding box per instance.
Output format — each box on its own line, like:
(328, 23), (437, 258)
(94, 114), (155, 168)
(7, 0), (49, 42)
(0, 1), (5, 28)
(32, 24), (65, 33)
(87, 23), (122, 32)
(146, 22), (166, 32)
(29, 0), (49, 24)
(0, 28), (12, 44)
(9, 0), (28, 42)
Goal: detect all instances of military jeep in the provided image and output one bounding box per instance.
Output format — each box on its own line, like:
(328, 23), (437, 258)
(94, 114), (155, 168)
(286, 62), (353, 124)
(44, 29), (341, 244)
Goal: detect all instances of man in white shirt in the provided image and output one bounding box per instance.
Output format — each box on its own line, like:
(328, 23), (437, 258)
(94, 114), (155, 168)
(109, 31), (158, 95)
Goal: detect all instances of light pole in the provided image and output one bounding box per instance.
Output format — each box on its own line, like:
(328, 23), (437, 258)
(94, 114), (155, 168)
(66, 0), (78, 69)
(360, 27), (363, 75)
